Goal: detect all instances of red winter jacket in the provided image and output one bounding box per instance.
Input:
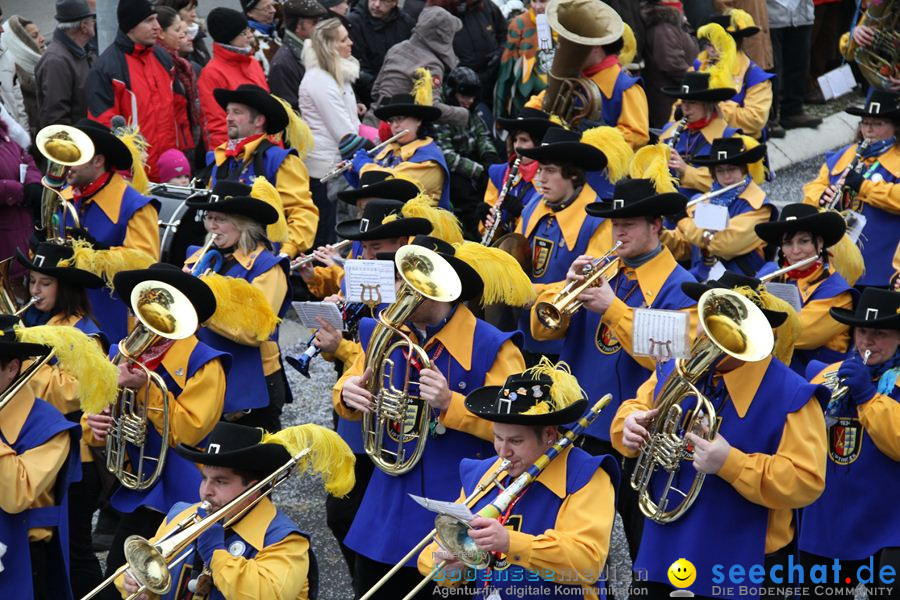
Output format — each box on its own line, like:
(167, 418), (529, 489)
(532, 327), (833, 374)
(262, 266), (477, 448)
(198, 43), (269, 150)
(86, 31), (177, 179)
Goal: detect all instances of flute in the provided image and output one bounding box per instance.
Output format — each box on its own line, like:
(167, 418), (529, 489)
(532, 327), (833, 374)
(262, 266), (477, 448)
(289, 240), (352, 272)
(321, 130), (410, 183)
(686, 180), (746, 209)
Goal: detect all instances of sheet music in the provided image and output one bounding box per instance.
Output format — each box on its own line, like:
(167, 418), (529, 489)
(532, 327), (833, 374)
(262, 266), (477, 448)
(845, 212), (867, 244)
(632, 309), (690, 362)
(693, 203), (730, 231)
(291, 302), (345, 331)
(817, 64), (855, 101)
(343, 260), (397, 305)
(409, 494), (475, 522)
(765, 282), (804, 313)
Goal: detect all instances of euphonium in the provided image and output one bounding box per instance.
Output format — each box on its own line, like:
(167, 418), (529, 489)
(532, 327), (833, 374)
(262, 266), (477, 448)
(362, 245), (462, 475)
(106, 279), (199, 490)
(630, 288), (774, 523)
(534, 241), (622, 331)
(843, 0), (899, 91)
(34, 125), (95, 242)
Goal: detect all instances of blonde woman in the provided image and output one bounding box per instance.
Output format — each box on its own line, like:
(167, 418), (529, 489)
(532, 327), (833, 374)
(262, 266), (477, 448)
(298, 17), (361, 247)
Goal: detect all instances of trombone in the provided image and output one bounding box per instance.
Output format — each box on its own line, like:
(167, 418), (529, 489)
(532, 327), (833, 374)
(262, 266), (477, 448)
(81, 448), (311, 600)
(321, 130), (409, 183)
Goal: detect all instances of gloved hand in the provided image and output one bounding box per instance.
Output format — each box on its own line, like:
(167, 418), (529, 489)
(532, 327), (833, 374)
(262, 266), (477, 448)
(338, 133), (374, 161)
(837, 356), (877, 405)
(67, 227), (109, 249)
(502, 192), (525, 219)
(195, 520), (226, 564)
(351, 148), (374, 174)
(843, 170), (865, 194)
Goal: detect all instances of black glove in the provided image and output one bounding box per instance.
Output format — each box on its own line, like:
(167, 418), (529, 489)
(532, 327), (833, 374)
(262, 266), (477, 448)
(23, 183), (43, 223)
(843, 170), (865, 194)
(475, 168), (489, 193)
(67, 227), (108, 250)
(502, 192), (525, 219)
(476, 201), (493, 223)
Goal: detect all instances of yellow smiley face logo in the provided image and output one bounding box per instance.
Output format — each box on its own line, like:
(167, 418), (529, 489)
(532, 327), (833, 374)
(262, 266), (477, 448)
(667, 558), (696, 588)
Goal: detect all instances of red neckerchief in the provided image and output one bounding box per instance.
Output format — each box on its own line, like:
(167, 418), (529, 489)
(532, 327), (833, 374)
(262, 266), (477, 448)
(403, 342), (445, 371)
(785, 258), (823, 280)
(517, 159), (539, 183)
(660, 0), (683, 10)
(138, 338), (177, 371)
(72, 171), (113, 202)
(686, 115), (715, 131)
(224, 133), (265, 158)
(581, 54), (619, 78)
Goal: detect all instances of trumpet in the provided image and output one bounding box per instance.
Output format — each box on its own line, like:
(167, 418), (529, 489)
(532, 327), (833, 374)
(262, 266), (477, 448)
(534, 241), (622, 331)
(289, 239), (352, 272)
(321, 130), (409, 183)
(822, 348), (872, 409)
(685, 180), (747, 209)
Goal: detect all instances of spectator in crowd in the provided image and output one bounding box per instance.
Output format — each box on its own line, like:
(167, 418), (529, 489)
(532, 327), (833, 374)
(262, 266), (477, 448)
(714, 0), (773, 71)
(347, 0), (415, 107)
(156, 0), (210, 66)
(198, 7), (268, 151)
(641, 0), (698, 128)
(155, 6), (201, 158)
(86, 0), (177, 180)
(451, 0), (507, 111)
(242, 0), (280, 75)
(298, 18), (362, 249)
(0, 9), (30, 133)
(269, 0), (328, 111)
(606, 0), (645, 60)
(1, 15), (44, 137)
(767, 0), (822, 129)
(36, 0), (96, 130)
(807, 0), (851, 103)
(322, 0), (352, 18)
(156, 147), (192, 185)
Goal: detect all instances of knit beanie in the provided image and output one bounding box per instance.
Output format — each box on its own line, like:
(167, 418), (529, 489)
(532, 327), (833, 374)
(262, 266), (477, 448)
(156, 148), (192, 183)
(117, 0), (154, 34)
(207, 7), (249, 45)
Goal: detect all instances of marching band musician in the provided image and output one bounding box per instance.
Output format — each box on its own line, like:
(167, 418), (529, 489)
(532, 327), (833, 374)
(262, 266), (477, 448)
(755, 204), (858, 373)
(802, 89), (900, 287)
(83, 264), (229, 595)
(673, 136), (775, 280)
(349, 92), (452, 209)
(60, 118), (161, 343)
(418, 360), (619, 598)
(335, 235), (528, 599)
(184, 179), (291, 432)
(207, 84), (318, 259)
(0, 315), (82, 599)
(524, 0), (650, 150)
(611, 275), (828, 599)
(659, 72), (739, 198)
(799, 288), (900, 598)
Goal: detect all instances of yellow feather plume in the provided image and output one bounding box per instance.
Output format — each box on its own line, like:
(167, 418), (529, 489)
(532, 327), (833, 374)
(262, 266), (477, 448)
(452, 241), (536, 307)
(59, 239), (155, 287)
(412, 68), (433, 107)
(725, 8), (756, 31)
(521, 357), (585, 412)
(579, 126), (634, 183)
(115, 126), (150, 195)
(697, 23), (737, 90)
(382, 192), (464, 244)
(738, 135), (765, 184)
(200, 273), (280, 341)
(15, 324), (118, 414)
(250, 176), (288, 243)
(630, 144), (678, 193)
(732, 285), (800, 364)
(271, 94), (313, 160)
(548, 114), (568, 128)
(619, 23), (637, 67)
(261, 424), (356, 497)
(828, 233), (865, 286)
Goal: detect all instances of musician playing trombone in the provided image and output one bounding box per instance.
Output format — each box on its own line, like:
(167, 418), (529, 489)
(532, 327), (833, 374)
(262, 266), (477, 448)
(417, 361), (618, 598)
(802, 89), (900, 287)
(799, 288), (900, 598)
(611, 275), (828, 599)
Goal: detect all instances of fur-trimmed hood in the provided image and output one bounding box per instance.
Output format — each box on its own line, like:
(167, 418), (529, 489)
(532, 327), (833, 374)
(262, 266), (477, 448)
(301, 38), (360, 87)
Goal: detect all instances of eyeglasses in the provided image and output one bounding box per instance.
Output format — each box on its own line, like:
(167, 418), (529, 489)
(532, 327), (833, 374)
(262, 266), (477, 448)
(203, 214), (230, 225)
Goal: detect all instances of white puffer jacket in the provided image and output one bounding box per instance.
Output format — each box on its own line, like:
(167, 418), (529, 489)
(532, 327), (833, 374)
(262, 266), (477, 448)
(0, 43), (28, 133)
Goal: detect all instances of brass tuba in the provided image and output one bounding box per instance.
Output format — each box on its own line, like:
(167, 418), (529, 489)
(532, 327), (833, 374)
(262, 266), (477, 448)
(106, 279), (198, 490)
(362, 245), (462, 475)
(630, 288), (774, 523)
(844, 0), (899, 91)
(35, 125), (95, 242)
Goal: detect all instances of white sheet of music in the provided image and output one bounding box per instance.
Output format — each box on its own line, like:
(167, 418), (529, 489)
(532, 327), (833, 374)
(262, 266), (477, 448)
(694, 203), (730, 231)
(765, 282), (804, 313)
(409, 494), (475, 521)
(343, 259), (397, 305)
(845, 212), (867, 244)
(291, 302), (345, 331)
(632, 308), (690, 362)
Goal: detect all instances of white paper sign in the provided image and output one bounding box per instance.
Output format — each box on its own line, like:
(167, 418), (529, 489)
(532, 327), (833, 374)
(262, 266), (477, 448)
(817, 64), (855, 101)
(632, 308), (690, 362)
(765, 282), (803, 313)
(693, 203), (730, 231)
(291, 301), (345, 331)
(409, 494), (475, 522)
(844, 212), (867, 244)
(343, 260), (397, 305)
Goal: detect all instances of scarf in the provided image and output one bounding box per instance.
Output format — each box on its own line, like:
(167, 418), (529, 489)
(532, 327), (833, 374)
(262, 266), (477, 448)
(785, 258), (823, 280)
(581, 54), (619, 78)
(221, 43), (252, 56)
(709, 175), (751, 207)
(163, 45), (202, 131)
(225, 133), (265, 157)
(519, 159), (539, 183)
(248, 19), (276, 37)
(860, 136), (896, 159)
(72, 171), (113, 201)
(872, 349), (900, 395)
(1, 17), (42, 75)
(623, 244), (664, 269)
(686, 114), (715, 131)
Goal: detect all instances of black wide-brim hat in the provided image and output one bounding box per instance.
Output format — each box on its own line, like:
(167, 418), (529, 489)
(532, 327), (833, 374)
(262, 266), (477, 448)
(213, 84), (289, 134)
(75, 118), (132, 170)
(661, 71), (736, 102)
(496, 108), (555, 142)
(516, 127), (608, 172)
(586, 178), (687, 219)
(376, 235), (484, 302)
(113, 263), (217, 324)
(830, 287), (900, 330)
(464, 373), (588, 425)
(16, 242), (104, 288)
(175, 422), (290, 476)
(754, 203), (845, 249)
(681, 272), (788, 327)
(337, 170), (421, 205)
(373, 94), (442, 123)
(187, 180), (279, 225)
(691, 137), (766, 167)
(845, 89), (900, 119)
(0, 314), (51, 360)
(708, 14), (760, 38)
(334, 198), (432, 241)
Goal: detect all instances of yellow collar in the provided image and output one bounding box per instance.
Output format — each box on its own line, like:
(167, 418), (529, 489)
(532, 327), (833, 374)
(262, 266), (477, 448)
(721, 355), (772, 418)
(623, 246), (681, 308)
(700, 118), (729, 144)
(62, 173), (130, 224)
(484, 445), (572, 500)
(213, 135), (268, 167)
(185, 243), (267, 271)
(160, 336), (199, 391)
(0, 386), (36, 445)
(47, 313), (82, 327)
(830, 142), (900, 176)
(792, 264), (827, 302)
(525, 185), (599, 250)
(231, 496), (278, 552)
(739, 181), (766, 209)
(589, 63), (621, 98)
(419, 304), (476, 371)
(375, 137), (434, 163)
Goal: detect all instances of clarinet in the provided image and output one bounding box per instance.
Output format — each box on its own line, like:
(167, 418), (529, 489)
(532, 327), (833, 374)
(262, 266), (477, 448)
(286, 301), (367, 378)
(481, 157), (521, 246)
(823, 138), (871, 210)
(665, 117), (688, 149)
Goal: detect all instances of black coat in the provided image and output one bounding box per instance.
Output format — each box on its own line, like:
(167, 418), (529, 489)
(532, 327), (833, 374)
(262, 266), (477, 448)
(452, 1), (507, 101)
(268, 36), (305, 111)
(346, 3), (415, 105)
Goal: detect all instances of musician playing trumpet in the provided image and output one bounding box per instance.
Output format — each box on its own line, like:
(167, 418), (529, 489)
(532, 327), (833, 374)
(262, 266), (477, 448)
(802, 90), (900, 287)
(799, 288), (900, 598)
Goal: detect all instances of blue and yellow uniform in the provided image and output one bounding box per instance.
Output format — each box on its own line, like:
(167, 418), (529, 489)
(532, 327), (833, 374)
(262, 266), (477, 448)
(692, 51), (774, 141)
(659, 118), (739, 197)
(483, 160), (541, 229)
(359, 139), (452, 210)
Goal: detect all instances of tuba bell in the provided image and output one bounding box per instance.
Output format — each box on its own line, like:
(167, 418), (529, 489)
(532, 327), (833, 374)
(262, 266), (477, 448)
(106, 279), (199, 490)
(35, 125), (95, 242)
(843, 0), (898, 91)
(630, 288), (774, 523)
(362, 245), (462, 476)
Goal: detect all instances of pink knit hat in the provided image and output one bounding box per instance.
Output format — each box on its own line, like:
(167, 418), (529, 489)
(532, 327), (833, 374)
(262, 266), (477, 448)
(156, 148), (191, 183)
